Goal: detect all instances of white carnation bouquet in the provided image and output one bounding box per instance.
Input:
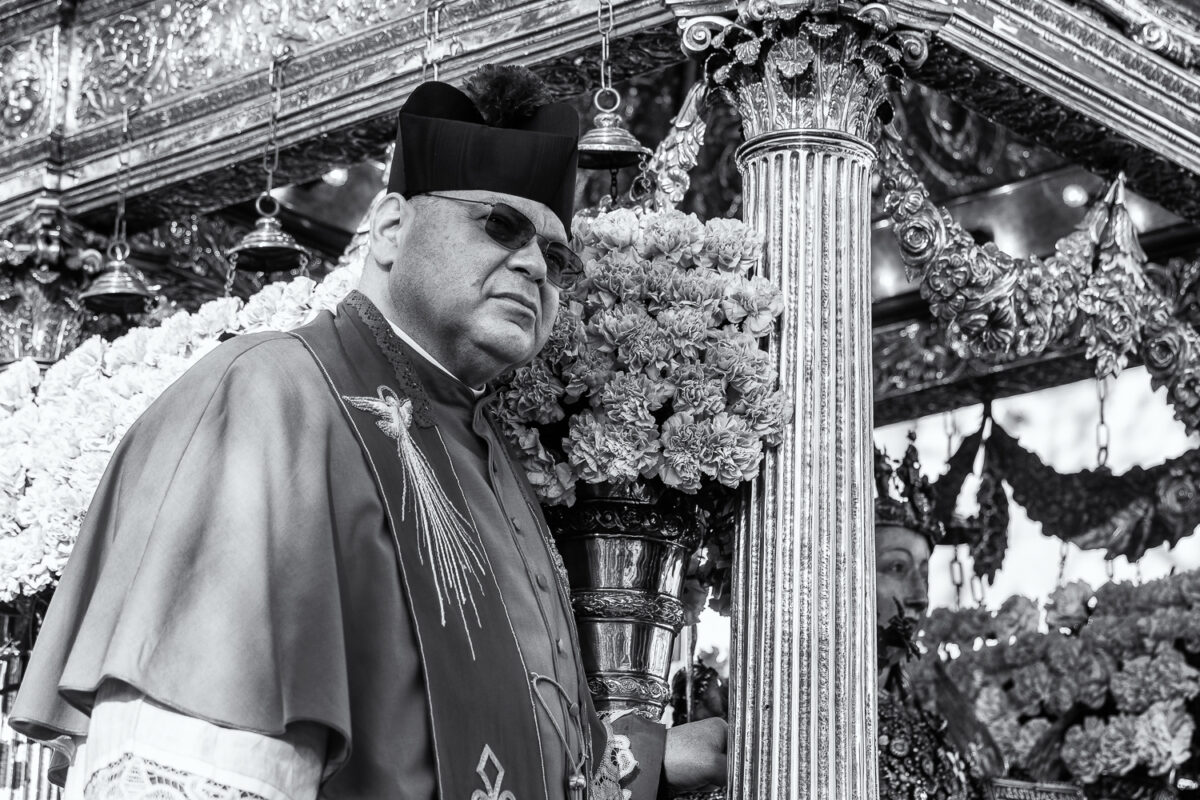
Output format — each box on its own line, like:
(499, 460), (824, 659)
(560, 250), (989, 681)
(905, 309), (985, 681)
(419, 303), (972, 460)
(493, 207), (785, 506)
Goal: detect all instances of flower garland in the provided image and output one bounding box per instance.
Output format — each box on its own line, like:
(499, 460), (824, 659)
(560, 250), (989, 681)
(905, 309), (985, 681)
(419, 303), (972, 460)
(492, 207), (786, 505)
(0, 263), (360, 603)
(913, 572), (1200, 786)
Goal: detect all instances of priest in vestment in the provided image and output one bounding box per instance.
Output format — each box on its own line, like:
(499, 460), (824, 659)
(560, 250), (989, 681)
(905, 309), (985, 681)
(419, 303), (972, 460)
(10, 67), (727, 800)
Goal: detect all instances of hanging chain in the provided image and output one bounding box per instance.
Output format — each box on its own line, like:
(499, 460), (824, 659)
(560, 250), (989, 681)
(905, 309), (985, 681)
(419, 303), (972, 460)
(422, 3), (443, 82)
(1105, 558), (1116, 581)
(110, 105), (139, 264)
(944, 411), (959, 461)
(945, 412), (964, 608)
(259, 47), (293, 216)
(970, 574), (985, 606)
(597, 0), (614, 94)
(950, 547), (965, 610)
(1095, 376), (1110, 469)
(592, 0), (621, 115)
(223, 259), (237, 297)
(1057, 541), (1070, 585)
(630, 151), (653, 202)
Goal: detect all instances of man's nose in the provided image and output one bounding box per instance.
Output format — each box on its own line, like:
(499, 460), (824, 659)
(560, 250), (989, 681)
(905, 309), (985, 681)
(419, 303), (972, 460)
(506, 239), (548, 284)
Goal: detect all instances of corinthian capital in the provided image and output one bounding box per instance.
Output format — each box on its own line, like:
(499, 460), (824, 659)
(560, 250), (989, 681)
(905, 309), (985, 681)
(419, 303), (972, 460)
(666, 0), (947, 140)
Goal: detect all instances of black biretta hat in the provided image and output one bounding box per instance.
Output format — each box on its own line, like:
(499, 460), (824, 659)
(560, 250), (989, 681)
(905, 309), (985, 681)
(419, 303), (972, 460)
(389, 80), (580, 231)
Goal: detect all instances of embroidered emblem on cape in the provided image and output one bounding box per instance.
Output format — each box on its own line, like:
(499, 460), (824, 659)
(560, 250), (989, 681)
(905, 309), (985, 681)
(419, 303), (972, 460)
(472, 745), (516, 800)
(344, 385), (487, 656)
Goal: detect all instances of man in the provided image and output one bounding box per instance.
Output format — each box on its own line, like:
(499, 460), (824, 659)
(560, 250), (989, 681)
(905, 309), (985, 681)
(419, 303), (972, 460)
(11, 68), (726, 798)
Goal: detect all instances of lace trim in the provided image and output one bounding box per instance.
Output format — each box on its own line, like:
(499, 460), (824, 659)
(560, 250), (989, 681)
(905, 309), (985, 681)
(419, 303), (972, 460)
(343, 290), (434, 428)
(591, 715), (637, 800)
(83, 754), (273, 800)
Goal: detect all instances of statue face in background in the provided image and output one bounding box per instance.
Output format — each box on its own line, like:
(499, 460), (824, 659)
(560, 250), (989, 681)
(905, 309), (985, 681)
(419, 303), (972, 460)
(875, 523), (931, 630)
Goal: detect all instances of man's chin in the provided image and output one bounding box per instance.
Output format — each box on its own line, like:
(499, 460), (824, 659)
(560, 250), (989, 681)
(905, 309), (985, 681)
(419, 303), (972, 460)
(471, 326), (539, 373)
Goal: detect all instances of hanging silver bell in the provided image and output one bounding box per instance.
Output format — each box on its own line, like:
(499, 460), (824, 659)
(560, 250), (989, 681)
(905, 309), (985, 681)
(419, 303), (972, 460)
(79, 242), (155, 315)
(577, 89), (651, 171)
(227, 193), (311, 273)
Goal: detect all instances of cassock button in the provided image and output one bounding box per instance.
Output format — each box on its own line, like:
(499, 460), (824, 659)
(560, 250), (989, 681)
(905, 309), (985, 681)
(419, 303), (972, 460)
(556, 638), (566, 655)
(511, 516), (524, 535)
(536, 574), (549, 591)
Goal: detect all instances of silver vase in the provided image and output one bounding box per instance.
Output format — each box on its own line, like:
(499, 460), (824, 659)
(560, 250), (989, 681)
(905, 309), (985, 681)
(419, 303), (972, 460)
(546, 482), (703, 719)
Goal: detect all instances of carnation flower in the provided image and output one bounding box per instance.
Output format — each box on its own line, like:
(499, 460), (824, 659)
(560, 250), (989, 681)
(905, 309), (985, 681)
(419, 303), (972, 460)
(564, 410), (661, 485)
(726, 348), (775, 395)
(500, 360), (566, 425)
(1136, 699), (1193, 776)
(38, 336), (106, 402)
(1014, 718), (1052, 764)
(0, 444), (28, 499)
(583, 250), (646, 309)
(643, 258), (679, 314)
(617, 319), (673, 376)
(974, 685), (1011, 725)
(589, 302), (653, 355)
(657, 412), (710, 493)
(668, 364), (727, 419)
(670, 268), (727, 314)
(539, 309), (584, 369)
(698, 218), (761, 273)
(1062, 718), (1104, 783)
(721, 275), (784, 337)
(993, 595), (1040, 640)
(575, 208), (641, 253)
(1097, 714), (1140, 777)
(1111, 651), (1200, 714)
(309, 265), (357, 312)
(656, 307), (712, 362)
(730, 386), (786, 445)
(192, 297), (242, 340)
(706, 330), (759, 377)
(499, 418), (577, 507)
(638, 209), (704, 264)
(1046, 579), (1094, 630)
(598, 371), (663, 429)
(561, 346), (616, 401)
(1009, 661), (1053, 715)
(706, 412), (763, 487)
(0, 358), (41, 415)
(237, 282), (287, 331)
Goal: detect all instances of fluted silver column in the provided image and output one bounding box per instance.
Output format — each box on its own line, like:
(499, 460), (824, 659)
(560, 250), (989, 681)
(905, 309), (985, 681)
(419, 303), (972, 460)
(732, 130), (877, 800)
(665, 7), (923, 797)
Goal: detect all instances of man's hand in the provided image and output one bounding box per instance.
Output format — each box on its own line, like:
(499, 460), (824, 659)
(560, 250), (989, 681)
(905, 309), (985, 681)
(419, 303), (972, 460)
(664, 718), (728, 792)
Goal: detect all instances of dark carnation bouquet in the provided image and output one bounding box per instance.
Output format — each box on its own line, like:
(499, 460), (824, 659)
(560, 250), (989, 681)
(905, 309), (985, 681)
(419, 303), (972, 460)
(493, 207), (786, 506)
(911, 573), (1200, 793)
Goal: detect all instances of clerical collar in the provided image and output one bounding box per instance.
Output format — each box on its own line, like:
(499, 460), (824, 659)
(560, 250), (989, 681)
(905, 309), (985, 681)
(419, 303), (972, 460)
(386, 319), (486, 399)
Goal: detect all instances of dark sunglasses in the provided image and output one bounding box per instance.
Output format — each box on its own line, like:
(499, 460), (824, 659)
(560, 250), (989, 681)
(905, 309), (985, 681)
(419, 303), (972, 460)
(421, 194), (583, 290)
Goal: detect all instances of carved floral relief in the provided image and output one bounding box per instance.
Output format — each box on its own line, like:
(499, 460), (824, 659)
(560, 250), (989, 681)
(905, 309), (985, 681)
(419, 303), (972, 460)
(72, 0), (420, 126)
(0, 33), (53, 150)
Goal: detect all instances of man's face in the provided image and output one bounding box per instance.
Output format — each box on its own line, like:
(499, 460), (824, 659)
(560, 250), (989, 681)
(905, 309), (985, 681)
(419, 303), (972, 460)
(383, 189), (563, 381)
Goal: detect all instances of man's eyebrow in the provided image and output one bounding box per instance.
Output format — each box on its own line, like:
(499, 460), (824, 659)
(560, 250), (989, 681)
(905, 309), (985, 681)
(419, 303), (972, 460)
(878, 548), (915, 560)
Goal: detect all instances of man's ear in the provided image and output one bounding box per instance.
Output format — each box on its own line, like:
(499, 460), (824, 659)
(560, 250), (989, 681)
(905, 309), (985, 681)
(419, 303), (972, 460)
(368, 193), (416, 270)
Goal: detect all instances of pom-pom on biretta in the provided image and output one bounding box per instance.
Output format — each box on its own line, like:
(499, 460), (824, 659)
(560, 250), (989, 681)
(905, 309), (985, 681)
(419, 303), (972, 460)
(874, 432), (945, 544)
(463, 65), (555, 127)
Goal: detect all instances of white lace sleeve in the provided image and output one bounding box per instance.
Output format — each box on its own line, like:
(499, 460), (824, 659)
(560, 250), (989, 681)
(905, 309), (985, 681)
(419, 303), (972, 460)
(591, 712), (639, 800)
(64, 683), (326, 800)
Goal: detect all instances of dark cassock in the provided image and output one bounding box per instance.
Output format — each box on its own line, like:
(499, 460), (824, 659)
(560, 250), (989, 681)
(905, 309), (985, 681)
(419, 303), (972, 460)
(11, 76), (667, 800)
